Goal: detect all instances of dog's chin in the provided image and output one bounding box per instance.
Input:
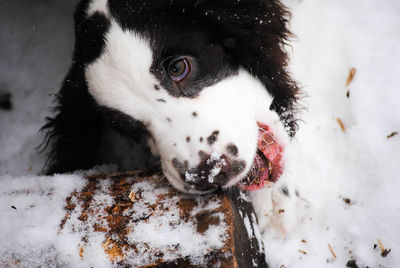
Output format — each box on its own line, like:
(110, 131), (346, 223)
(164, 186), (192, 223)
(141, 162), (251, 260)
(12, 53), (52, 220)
(169, 178), (220, 195)
(162, 121), (284, 194)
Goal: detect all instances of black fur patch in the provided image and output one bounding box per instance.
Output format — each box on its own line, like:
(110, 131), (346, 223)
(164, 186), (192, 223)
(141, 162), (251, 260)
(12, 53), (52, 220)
(110, 0), (299, 134)
(41, 0), (300, 174)
(172, 158), (186, 174)
(40, 66), (104, 174)
(281, 186), (290, 197)
(226, 143), (238, 157)
(73, 2), (111, 66)
(40, 3), (123, 174)
(108, 0), (239, 98)
(229, 160), (246, 176)
(207, 130), (220, 145)
(99, 107), (150, 142)
(198, 150), (206, 158)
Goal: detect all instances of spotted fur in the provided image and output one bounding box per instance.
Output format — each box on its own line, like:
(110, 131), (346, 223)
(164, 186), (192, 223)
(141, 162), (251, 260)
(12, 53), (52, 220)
(41, 0), (302, 233)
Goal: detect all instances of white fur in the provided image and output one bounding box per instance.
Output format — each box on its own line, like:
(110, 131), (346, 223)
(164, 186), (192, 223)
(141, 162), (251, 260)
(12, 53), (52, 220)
(87, 0), (109, 17)
(85, 20), (302, 234)
(250, 177), (309, 236)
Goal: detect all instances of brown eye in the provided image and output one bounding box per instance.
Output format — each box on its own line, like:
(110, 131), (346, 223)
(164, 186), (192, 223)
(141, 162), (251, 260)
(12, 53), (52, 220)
(168, 58), (190, 81)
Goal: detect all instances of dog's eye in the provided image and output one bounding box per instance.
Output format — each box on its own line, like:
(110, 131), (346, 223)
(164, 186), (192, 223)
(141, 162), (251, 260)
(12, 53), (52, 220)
(168, 58), (190, 82)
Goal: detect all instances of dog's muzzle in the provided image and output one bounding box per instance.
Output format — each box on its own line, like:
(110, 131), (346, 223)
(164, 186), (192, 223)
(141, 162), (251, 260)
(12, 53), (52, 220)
(173, 152), (246, 192)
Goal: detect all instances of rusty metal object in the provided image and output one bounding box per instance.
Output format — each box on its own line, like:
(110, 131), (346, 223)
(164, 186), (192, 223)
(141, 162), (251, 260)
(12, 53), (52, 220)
(60, 171), (267, 267)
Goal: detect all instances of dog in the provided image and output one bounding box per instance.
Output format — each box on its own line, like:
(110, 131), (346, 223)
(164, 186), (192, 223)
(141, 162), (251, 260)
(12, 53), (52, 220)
(42, 0), (302, 235)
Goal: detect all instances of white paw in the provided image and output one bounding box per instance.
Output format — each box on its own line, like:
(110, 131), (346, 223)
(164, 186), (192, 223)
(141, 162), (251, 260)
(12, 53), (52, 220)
(251, 181), (310, 237)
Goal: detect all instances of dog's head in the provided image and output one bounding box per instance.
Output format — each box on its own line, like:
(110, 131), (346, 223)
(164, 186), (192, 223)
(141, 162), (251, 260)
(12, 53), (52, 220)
(76, 0), (299, 193)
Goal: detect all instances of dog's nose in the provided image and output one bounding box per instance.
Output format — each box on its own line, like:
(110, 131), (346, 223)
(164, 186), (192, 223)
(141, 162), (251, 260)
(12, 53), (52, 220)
(184, 153), (232, 191)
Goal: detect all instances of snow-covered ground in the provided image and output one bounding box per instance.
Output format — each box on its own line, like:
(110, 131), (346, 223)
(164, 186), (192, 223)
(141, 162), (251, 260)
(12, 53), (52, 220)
(266, 1), (400, 267)
(1, 0), (399, 267)
(0, 0), (77, 175)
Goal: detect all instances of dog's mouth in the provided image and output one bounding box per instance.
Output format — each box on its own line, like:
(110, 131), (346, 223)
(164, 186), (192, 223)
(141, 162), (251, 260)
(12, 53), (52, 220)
(237, 122), (284, 191)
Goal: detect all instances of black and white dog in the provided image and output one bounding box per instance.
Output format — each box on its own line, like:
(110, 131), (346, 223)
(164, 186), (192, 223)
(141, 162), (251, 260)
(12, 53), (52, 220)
(42, 0), (302, 234)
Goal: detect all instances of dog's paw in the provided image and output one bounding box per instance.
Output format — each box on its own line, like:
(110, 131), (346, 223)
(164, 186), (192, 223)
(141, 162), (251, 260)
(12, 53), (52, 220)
(270, 183), (310, 236)
(251, 182), (310, 237)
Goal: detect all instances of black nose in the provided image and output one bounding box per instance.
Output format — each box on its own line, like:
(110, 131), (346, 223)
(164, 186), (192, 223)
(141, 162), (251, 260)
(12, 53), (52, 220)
(184, 153), (232, 191)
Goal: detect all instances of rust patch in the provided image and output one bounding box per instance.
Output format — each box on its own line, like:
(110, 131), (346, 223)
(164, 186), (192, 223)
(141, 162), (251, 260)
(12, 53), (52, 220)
(129, 190), (136, 202)
(178, 198), (198, 220)
(93, 223), (108, 232)
(59, 192), (77, 231)
(102, 237), (125, 263)
(58, 173), (245, 266)
(196, 213), (221, 234)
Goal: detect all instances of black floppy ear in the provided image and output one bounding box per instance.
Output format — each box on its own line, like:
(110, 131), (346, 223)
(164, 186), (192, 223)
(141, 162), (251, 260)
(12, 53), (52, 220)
(40, 64), (103, 174)
(41, 3), (151, 174)
(197, 0), (300, 136)
(40, 2), (112, 174)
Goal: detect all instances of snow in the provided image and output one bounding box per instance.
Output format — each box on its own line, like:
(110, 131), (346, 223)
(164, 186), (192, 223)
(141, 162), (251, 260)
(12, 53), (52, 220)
(1, 0), (400, 267)
(185, 152), (227, 183)
(0, 174), (228, 267)
(251, 212), (264, 254)
(185, 171), (198, 183)
(124, 179), (227, 266)
(0, 0), (77, 176)
(206, 152), (227, 183)
(0, 174), (87, 267)
(260, 0), (400, 267)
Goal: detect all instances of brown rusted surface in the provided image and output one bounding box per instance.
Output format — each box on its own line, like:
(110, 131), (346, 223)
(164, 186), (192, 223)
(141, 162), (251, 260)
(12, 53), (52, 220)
(178, 198), (198, 220)
(59, 172), (266, 267)
(196, 213), (221, 234)
(102, 237), (125, 263)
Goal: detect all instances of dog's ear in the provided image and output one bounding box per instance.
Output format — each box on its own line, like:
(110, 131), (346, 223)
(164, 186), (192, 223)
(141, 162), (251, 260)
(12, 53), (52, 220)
(72, 1), (111, 66)
(40, 3), (112, 174)
(196, 0), (300, 136)
(40, 2), (159, 174)
(40, 64), (104, 174)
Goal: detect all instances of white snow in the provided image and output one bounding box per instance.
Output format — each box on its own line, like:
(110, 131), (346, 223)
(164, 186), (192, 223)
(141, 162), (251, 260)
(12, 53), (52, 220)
(185, 152), (227, 183)
(0, 0), (76, 176)
(1, 0), (400, 267)
(185, 171), (199, 183)
(251, 212), (264, 254)
(0, 174), (228, 267)
(260, 0), (400, 267)
(0, 174), (87, 267)
(124, 179), (228, 266)
(207, 152), (227, 183)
